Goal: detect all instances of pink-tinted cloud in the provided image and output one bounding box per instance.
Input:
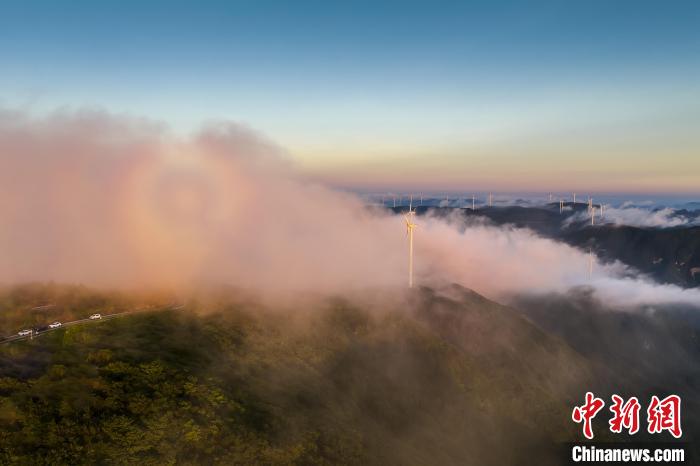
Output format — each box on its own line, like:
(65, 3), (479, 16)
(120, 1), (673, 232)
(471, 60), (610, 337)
(1, 109), (698, 309)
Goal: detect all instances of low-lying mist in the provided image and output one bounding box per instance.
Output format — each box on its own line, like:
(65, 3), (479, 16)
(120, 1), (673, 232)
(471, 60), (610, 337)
(564, 205), (697, 228)
(1, 109), (698, 308)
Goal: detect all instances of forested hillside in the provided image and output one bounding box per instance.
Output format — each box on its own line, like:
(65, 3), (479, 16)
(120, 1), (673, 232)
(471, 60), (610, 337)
(0, 285), (590, 465)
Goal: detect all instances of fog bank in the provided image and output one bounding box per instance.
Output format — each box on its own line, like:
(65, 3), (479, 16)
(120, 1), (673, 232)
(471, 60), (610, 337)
(1, 109), (698, 308)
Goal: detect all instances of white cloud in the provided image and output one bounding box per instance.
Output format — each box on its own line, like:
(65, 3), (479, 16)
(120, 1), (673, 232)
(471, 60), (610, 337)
(565, 205), (696, 228)
(1, 109), (697, 310)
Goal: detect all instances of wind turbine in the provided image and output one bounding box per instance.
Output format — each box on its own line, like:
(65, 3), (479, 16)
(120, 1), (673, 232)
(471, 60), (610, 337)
(590, 205), (597, 225)
(573, 193), (577, 204)
(489, 192), (493, 207)
(560, 198), (564, 214)
(420, 192), (423, 206)
(472, 194), (476, 210)
(393, 195), (396, 208)
(600, 203), (605, 218)
(404, 202), (418, 288)
(549, 193), (553, 203)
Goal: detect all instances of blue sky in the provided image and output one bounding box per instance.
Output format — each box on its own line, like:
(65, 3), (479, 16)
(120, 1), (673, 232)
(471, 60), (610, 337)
(1, 0), (699, 192)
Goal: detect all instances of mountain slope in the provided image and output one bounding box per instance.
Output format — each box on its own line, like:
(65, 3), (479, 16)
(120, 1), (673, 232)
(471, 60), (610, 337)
(0, 285), (595, 465)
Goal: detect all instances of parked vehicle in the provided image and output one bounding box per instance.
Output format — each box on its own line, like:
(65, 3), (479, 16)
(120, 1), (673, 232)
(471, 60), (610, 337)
(18, 329), (31, 336)
(49, 322), (62, 329)
(90, 313), (102, 320)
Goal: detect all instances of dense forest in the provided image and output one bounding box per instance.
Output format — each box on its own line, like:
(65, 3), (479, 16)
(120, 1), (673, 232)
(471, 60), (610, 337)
(0, 284), (694, 464)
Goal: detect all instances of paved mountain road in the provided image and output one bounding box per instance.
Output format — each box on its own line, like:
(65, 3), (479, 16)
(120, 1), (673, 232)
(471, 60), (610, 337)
(0, 305), (183, 345)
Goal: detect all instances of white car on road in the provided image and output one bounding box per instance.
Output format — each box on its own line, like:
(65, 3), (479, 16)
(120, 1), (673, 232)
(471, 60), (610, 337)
(89, 313), (102, 320)
(18, 329), (32, 336)
(49, 322), (62, 329)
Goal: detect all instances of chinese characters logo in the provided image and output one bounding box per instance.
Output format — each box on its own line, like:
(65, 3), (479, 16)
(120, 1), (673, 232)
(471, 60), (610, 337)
(571, 392), (681, 439)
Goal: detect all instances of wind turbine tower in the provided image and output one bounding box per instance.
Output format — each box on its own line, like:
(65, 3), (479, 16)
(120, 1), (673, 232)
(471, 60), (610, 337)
(573, 193), (577, 203)
(404, 204), (418, 288)
(591, 206), (596, 225)
(472, 194), (476, 210)
(559, 198), (564, 214)
(489, 192), (493, 207)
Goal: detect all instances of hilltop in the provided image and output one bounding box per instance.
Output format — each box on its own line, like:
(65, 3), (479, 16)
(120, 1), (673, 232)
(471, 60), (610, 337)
(1, 283), (697, 464)
(0, 284), (591, 465)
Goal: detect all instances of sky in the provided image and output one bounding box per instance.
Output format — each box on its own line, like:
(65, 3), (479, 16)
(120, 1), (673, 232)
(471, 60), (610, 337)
(1, 0), (699, 193)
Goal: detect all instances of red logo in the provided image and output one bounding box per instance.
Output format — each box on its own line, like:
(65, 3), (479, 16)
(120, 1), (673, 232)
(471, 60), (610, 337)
(572, 393), (682, 439)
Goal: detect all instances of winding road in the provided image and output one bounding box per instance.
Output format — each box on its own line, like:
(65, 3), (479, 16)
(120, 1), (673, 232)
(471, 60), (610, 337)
(0, 304), (184, 345)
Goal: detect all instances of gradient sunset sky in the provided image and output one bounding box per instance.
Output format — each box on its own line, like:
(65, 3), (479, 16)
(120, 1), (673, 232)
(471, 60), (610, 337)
(2, 0), (699, 193)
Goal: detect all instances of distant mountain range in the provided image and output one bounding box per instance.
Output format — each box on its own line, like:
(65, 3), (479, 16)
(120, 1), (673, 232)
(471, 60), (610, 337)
(394, 204), (700, 288)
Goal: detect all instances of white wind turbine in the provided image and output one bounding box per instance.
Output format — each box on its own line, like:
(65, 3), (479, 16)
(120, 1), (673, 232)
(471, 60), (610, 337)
(489, 192), (493, 207)
(560, 198), (564, 214)
(404, 197), (418, 288)
(472, 194), (476, 210)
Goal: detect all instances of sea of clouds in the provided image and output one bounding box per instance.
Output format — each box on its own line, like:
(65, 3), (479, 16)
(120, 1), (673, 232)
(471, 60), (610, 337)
(1, 108), (698, 309)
